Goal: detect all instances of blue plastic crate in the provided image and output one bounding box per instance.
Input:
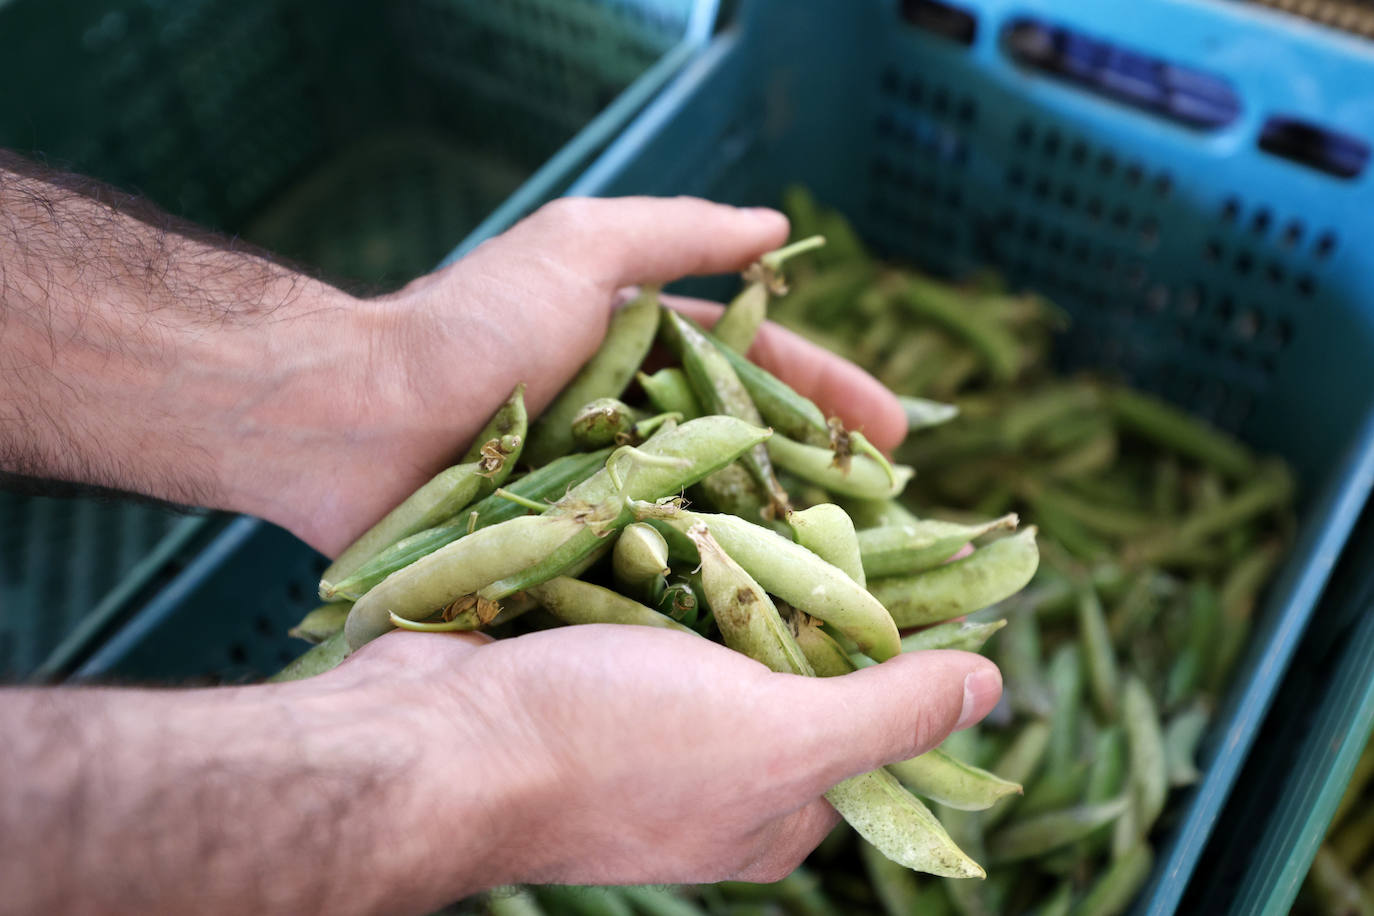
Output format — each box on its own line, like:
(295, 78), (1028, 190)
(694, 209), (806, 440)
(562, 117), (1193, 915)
(566, 0), (1374, 911)
(3, 0), (719, 681)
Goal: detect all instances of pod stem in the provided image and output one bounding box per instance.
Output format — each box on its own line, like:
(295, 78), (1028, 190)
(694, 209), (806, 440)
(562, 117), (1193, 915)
(760, 235), (827, 271)
(606, 445), (692, 494)
(848, 430), (900, 489)
(493, 488), (549, 512)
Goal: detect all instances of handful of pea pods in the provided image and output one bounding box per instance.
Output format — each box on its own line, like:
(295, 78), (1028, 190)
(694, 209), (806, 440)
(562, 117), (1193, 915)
(273, 235), (1046, 889)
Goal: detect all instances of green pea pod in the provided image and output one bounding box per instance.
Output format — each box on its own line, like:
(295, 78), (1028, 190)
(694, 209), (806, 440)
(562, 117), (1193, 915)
(1210, 539), (1284, 692)
(533, 886), (634, 916)
(345, 513), (592, 649)
(983, 721), (1052, 829)
(612, 522), (671, 598)
(888, 748), (1022, 811)
(570, 398), (643, 449)
(868, 528), (1040, 628)
(1129, 462), (1292, 565)
(899, 396), (960, 432)
(1106, 386), (1256, 478)
(1164, 702), (1210, 788)
(638, 368), (703, 420)
(695, 460), (772, 524)
(998, 384), (1102, 450)
(1045, 644), (1084, 774)
(987, 796), (1129, 865)
(617, 886), (706, 916)
(788, 503), (865, 586)
(660, 309), (788, 514)
(860, 838), (924, 916)
(768, 433), (911, 500)
(1076, 585), (1120, 720)
(898, 618), (1007, 654)
(462, 383), (529, 490)
(527, 577), (694, 634)
(1072, 843), (1153, 916)
(714, 282), (770, 353)
(896, 274), (1021, 382)
(639, 504), (901, 661)
(1166, 583), (1221, 711)
(482, 417), (772, 599)
(1122, 675), (1168, 836)
(268, 630), (349, 682)
(1021, 480), (1155, 539)
(287, 602), (351, 645)
(324, 448), (612, 602)
(842, 497), (922, 530)
(858, 514), (1018, 579)
(486, 886), (546, 916)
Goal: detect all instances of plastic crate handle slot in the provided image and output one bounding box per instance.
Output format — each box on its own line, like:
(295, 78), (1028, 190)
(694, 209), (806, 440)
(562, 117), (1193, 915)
(900, 0), (977, 46)
(1002, 18), (1240, 130)
(1258, 116), (1370, 180)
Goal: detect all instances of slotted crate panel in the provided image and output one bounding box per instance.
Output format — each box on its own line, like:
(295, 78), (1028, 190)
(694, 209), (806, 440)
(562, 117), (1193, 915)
(566, 0), (1374, 910)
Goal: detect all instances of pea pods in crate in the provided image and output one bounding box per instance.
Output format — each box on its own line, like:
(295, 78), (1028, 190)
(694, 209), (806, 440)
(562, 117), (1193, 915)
(565, 0), (1374, 910)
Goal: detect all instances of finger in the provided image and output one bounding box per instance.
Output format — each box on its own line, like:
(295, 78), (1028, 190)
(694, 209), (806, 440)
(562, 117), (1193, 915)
(727, 799), (841, 884)
(512, 196), (791, 289)
(769, 650), (1002, 795)
(665, 295), (908, 452)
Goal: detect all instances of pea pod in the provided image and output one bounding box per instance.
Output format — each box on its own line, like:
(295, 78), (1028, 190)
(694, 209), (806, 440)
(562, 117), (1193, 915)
(895, 274), (1021, 382)
(1076, 585), (1120, 720)
(868, 528), (1040, 628)
(570, 398), (643, 449)
(1165, 583), (1221, 711)
(269, 630), (349, 682)
(1128, 462), (1293, 565)
(617, 886), (707, 916)
(345, 513), (592, 649)
(995, 606), (1053, 719)
(612, 522), (671, 599)
(1105, 385), (1256, 478)
(1072, 843), (1153, 916)
(524, 287), (661, 466)
(983, 721), (1052, 829)
(843, 497), (921, 530)
(858, 514), (1018, 579)
(325, 448), (612, 602)
(1164, 702), (1209, 788)
(660, 309), (789, 514)
(888, 748), (1023, 811)
(986, 796), (1129, 864)
(287, 602), (351, 645)
(768, 433), (910, 500)
(898, 618), (1007, 654)
(486, 887), (546, 916)
(899, 396), (959, 432)
(788, 503), (865, 586)
(1122, 675), (1168, 837)
(638, 368), (703, 419)
(713, 282), (770, 354)
(481, 417), (772, 599)
(533, 886), (634, 916)
(1210, 539), (1284, 692)
(527, 577), (693, 634)
(639, 504), (901, 661)
(860, 838), (924, 916)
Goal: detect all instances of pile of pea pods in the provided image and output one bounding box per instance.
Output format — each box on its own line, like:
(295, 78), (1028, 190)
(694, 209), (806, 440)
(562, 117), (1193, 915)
(1297, 741), (1374, 915)
(275, 235), (1054, 901)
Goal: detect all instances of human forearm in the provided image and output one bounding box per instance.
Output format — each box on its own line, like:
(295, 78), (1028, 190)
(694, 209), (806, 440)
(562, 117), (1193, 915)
(0, 674), (512, 915)
(0, 152), (366, 522)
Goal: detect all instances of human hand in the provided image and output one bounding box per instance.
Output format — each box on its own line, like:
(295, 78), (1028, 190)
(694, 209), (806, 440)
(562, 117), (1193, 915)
(328, 624), (1001, 901)
(259, 197), (907, 556)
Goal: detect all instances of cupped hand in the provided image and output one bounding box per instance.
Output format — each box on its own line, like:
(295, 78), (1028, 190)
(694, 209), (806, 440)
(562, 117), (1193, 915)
(271, 198), (906, 556)
(326, 624), (1001, 898)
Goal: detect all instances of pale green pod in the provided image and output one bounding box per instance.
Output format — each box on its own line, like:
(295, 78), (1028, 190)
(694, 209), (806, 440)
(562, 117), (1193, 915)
(869, 528), (1040, 628)
(898, 395), (959, 431)
(268, 630), (349, 682)
(986, 796), (1129, 864)
(713, 281), (769, 353)
(637, 368), (703, 420)
(858, 514), (1018, 579)
(1072, 843), (1154, 916)
(345, 514), (589, 650)
(792, 613), (859, 678)
(898, 618), (1007, 654)
(461, 382), (528, 496)
(639, 504), (901, 661)
(486, 886), (546, 916)
(982, 720), (1052, 829)
(1164, 702), (1210, 788)
(767, 433), (912, 500)
(688, 523), (815, 676)
(533, 885), (634, 916)
(827, 770), (986, 878)
(1077, 586), (1120, 720)
(788, 503), (865, 586)
(526, 577), (694, 634)
(612, 522), (671, 596)
(617, 886), (707, 916)
(287, 602), (351, 645)
(888, 747), (1023, 811)
(842, 497), (921, 530)
(524, 286), (660, 466)
(1122, 675), (1168, 835)
(571, 397), (643, 449)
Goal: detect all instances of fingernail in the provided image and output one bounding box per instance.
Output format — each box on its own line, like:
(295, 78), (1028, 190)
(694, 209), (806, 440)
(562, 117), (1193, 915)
(955, 667), (1003, 730)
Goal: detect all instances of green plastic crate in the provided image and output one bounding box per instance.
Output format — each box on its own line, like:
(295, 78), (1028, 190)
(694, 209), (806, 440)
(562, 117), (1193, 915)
(0, 0), (715, 680)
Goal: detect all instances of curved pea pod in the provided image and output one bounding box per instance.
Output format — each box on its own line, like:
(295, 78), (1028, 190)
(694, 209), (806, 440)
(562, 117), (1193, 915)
(268, 630), (349, 682)
(638, 368), (703, 420)
(858, 514), (1018, 579)
(869, 528), (1039, 628)
(525, 287), (661, 466)
(888, 748), (1022, 811)
(1164, 702), (1210, 788)
(1105, 385), (1256, 478)
(986, 796), (1129, 865)
(463, 383), (528, 492)
(1128, 462), (1293, 566)
(788, 503), (865, 586)
(896, 274), (1021, 382)
(570, 398), (643, 449)
(1122, 675), (1168, 837)
(288, 602), (351, 645)
(612, 522), (671, 598)
(345, 513), (591, 650)
(768, 433), (911, 500)
(995, 607), (1052, 719)
(900, 618), (1007, 654)
(482, 417), (772, 599)
(1076, 586), (1120, 720)
(713, 281), (769, 354)
(526, 577), (694, 634)
(830, 771), (986, 878)
(899, 396), (959, 432)
(324, 448), (612, 602)
(639, 504), (901, 661)
(982, 721), (1052, 829)
(1072, 843), (1153, 916)
(843, 497), (921, 530)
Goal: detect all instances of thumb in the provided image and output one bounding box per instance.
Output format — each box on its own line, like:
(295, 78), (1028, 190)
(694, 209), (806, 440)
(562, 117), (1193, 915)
(772, 651), (1003, 796)
(508, 196), (792, 289)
